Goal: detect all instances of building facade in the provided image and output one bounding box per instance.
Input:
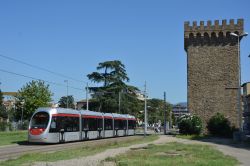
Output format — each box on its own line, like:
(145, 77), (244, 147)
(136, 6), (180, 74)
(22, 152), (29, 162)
(184, 19), (244, 128)
(172, 102), (189, 119)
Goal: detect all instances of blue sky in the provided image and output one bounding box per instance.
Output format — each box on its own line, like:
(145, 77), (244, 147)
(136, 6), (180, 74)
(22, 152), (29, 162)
(0, 0), (250, 104)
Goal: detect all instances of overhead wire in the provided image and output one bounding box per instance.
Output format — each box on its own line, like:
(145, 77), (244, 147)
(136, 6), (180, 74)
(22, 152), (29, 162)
(0, 54), (87, 83)
(0, 68), (85, 92)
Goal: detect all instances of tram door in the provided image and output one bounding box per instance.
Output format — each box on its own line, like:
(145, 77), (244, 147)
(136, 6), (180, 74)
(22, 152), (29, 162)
(59, 129), (65, 143)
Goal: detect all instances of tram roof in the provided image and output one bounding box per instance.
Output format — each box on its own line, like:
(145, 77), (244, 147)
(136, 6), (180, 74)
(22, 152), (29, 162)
(35, 107), (135, 119)
(80, 110), (103, 116)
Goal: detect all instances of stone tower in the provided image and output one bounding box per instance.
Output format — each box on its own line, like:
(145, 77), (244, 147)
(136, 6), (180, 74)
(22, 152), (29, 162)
(184, 19), (244, 128)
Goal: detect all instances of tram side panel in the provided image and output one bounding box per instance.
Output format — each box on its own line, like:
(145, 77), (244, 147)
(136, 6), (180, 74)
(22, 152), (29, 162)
(104, 118), (114, 138)
(50, 115), (80, 142)
(114, 119), (127, 137)
(82, 117), (103, 140)
(128, 120), (136, 135)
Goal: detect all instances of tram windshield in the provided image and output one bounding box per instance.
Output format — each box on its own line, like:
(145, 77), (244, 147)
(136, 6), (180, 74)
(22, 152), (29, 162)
(30, 112), (50, 129)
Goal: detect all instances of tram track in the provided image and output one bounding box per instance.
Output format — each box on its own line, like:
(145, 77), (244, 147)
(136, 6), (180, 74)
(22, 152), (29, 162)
(0, 136), (140, 161)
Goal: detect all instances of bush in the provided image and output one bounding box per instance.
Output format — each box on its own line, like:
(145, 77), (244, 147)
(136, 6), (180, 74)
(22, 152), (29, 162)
(0, 121), (14, 131)
(178, 114), (202, 135)
(0, 121), (7, 131)
(207, 113), (235, 138)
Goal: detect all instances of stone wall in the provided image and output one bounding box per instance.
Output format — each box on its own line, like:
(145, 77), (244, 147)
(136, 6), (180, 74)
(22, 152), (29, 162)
(184, 19), (244, 129)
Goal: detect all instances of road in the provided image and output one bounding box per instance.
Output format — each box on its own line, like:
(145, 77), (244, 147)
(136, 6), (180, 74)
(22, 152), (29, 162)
(0, 136), (140, 161)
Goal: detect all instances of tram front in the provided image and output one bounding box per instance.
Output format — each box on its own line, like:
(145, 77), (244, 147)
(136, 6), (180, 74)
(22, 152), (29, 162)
(28, 110), (50, 143)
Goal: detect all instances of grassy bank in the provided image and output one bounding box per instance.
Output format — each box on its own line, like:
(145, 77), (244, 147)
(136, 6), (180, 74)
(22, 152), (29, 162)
(106, 142), (239, 166)
(0, 131), (27, 146)
(0, 135), (158, 166)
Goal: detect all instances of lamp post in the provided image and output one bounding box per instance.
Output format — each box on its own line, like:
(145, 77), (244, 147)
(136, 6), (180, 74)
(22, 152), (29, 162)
(230, 32), (248, 131)
(64, 80), (69, 108)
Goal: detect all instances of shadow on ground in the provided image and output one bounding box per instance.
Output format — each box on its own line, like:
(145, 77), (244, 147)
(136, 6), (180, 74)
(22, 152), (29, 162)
(173, 134), (250, 151)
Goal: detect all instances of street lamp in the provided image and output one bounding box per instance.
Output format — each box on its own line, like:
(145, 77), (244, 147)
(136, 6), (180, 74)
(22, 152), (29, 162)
(230, 32), (248, 131)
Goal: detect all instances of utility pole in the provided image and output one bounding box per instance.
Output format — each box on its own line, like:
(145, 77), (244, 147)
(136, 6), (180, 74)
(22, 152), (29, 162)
(164, 92), (167, 135)
(86, 83), (89, 110)
(20, 100), (25, 127)
(118, 91), (121, 113)
(144, 81), (147, 137)
(64, 80), (69, 108)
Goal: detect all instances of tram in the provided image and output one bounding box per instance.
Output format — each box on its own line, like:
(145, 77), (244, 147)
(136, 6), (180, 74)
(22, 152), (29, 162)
(28, 107), (136, 143)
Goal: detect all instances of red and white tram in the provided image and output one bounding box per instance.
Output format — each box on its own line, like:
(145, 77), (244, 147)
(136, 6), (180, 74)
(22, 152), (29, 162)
(28, 107), (136, 143)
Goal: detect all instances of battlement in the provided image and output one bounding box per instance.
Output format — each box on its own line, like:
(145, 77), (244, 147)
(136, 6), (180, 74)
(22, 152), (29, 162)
(184, 19), (244, 38)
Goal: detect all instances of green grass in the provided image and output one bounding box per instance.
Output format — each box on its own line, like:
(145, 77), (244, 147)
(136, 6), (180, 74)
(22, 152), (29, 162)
(175, 134), (209, 140)
(106, 142), (239, 166)
(0, 131), (27, 146)
(0, 135), (158, 166)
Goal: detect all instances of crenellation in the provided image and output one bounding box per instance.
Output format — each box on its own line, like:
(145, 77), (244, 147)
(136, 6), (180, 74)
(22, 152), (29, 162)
(192, 21), (197, 30)
(184, 19), (244, 40)
(200, 21), (204, 30)
(214, 20), (219, 28)
(222, 19), (227, 27)
(230, 19), (234, 27)
(237, 19), (243, 26)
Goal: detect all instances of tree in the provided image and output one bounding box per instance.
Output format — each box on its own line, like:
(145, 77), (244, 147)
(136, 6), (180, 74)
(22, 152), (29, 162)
(146, 98), (172, 125)
(87, 60), (129, 87)
(15, 80), (53, 120)
(58, 95), (75, 109)
(0, 89), (8, 119)
(87, 60), (142, 115)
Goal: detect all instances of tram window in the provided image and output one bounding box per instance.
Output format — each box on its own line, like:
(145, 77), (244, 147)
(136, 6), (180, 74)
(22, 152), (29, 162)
(123, 120), (128, 129)
(128, 120), (136, 129)
(89, 118), (98, 131)
(50, 116), (79, 133)
(72, 117), (79, 132)
(49, 117), (58, 133)
(114, 120), (125, 130)
(83, 118), (98, 131)
(119, 120), (126, 130)
(114, 120), (119, 130)
(97, 118), (103, 130)
(82, 118), (89, 131)
(31, 112), (49, 129)
(104, 119), (113, 130)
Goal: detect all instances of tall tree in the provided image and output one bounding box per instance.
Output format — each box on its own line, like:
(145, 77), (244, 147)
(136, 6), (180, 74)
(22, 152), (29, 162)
(15, 80), (53, 120)
(87, 60), (141, 114)
(58, 95), (75, 109)
(87, 60), (129, 87)
(146, 98), (172, 125)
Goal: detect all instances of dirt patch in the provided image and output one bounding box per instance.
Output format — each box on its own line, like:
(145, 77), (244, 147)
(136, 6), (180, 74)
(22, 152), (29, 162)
(130, 146), (148, 151)
(155, 151), (182, 157)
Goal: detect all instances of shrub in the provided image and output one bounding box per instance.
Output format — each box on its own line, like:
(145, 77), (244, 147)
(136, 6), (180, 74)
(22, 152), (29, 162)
(0, 121), (15, 131)
(178, 114), (202, 135)
(0, 121), (7, 131)
(207, 113), (234, 137)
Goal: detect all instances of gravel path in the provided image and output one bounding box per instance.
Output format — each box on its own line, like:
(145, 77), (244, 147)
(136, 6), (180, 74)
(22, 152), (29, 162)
(34, 135), (250, 166)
